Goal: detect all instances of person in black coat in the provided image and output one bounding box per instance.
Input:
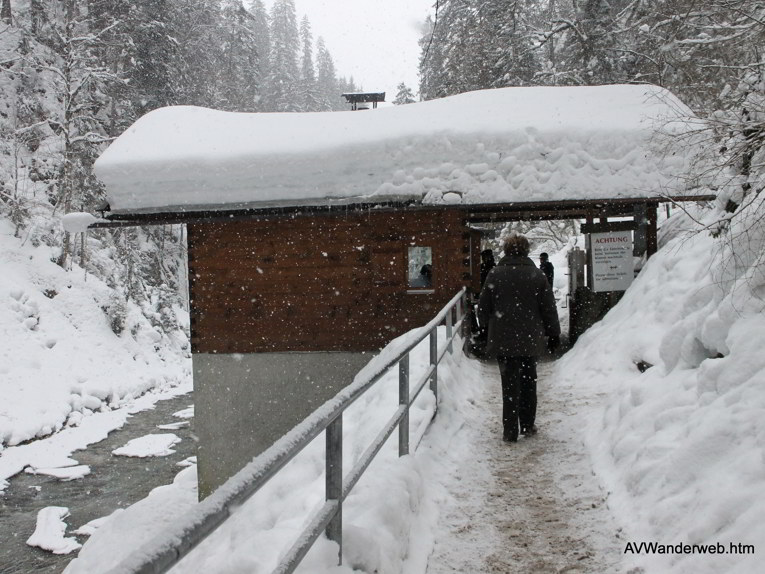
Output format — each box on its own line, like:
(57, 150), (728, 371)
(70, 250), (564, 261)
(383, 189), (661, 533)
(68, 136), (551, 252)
(479, 249), (496, 288)
(539, 252), (554, 287)
(478, 234), (560, 442)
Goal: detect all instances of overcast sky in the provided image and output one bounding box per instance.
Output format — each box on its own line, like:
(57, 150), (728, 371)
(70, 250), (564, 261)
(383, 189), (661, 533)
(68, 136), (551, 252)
(263, 0), (435, 103)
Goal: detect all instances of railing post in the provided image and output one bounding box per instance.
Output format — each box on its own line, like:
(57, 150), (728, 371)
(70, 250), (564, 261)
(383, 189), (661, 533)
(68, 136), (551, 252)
(326, 415), (343, 564)
(446, 304), (454, 353)
(399, 354), (410, 456)
(429, 327), (438, 407)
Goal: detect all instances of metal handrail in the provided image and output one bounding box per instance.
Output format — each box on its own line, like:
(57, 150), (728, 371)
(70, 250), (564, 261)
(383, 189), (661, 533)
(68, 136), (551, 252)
(106, 288), (467, 574)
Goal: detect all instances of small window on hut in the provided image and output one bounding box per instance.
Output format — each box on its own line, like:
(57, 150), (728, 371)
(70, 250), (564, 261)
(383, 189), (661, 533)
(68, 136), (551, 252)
(408, 246), (433, 291)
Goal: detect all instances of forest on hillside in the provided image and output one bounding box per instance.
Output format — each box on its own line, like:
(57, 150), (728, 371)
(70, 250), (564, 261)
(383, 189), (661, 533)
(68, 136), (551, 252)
(419, 0), (764, 238)
(0, 0), (359, 336)
(0, 0), (762, 345)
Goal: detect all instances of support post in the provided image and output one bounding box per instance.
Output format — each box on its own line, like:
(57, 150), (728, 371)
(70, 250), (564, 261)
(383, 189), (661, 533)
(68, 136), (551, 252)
(429, 328), (438, 407)
(633, 203), (648, 256)
(326, 416), (343, 564)
(585, 213), (594, 289)
(399, 355), (410, 456)
(646, 204), (658, 257)
(446, 307), (453, 353)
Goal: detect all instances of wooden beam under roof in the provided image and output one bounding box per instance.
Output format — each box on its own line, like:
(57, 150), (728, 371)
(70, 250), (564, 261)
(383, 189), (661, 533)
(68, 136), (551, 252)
(87, 194), (716, 229)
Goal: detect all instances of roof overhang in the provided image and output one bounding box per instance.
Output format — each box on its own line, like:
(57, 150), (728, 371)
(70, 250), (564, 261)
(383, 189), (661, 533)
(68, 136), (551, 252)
(86, 195), (715, 229)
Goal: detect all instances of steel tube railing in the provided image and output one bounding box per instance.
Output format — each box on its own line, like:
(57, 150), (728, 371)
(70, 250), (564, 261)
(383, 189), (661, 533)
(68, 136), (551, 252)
(399, 355), (410, 456)
(429, 328), (438, 405)
(342, 404), (407, 499)
(107, 288), (467, 574)
(273, 499), (340, 574)
(325, 415), (343, 560)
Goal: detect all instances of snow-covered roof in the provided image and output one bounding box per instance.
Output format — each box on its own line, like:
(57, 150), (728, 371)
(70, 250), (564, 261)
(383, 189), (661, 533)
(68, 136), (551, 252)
(94, 84), (697, 215)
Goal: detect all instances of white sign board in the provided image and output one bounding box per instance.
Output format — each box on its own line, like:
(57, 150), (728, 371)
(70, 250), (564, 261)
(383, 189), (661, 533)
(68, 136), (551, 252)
(591, 230), (634, 292)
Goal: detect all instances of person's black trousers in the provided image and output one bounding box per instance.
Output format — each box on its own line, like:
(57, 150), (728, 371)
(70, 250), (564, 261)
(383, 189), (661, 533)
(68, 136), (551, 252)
(496, 356), (537, 440)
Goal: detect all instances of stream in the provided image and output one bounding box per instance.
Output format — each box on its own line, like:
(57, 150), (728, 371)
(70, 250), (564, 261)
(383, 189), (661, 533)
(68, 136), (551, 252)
(0, 391), (196, 574)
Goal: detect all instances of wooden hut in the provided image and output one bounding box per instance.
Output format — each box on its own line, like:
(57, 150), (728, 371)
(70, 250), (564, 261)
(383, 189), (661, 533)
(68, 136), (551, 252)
(89, 85), (712, 496)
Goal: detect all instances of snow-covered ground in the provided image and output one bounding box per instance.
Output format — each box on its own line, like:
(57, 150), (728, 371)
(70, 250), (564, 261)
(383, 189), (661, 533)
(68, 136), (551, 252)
(422, 358), (624, 574)
(0, 217), (191, 492)
(3, 83), (763, 570)
(555, 200), (765, 574)
(56, 201), (764, 574)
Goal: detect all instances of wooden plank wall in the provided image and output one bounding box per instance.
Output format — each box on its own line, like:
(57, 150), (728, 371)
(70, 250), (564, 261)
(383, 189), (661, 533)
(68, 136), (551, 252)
(188, 209), (471, 353)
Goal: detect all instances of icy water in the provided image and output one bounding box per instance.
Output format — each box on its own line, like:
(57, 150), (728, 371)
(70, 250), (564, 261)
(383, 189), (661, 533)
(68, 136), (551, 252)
(0, 392), (196, 574)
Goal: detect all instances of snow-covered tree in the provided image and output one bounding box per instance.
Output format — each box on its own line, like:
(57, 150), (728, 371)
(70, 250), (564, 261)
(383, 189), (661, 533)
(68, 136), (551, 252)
(475, 0), (537, 88)
(169, 0), (226, 108)
(393, 82), (416, 105)
(35, 1), (122, 266)
(419, 14), (449, 100)
(248, 0), (270, 111)
(298, 16), (319, 112)
(439, 0), (481, 94)
(263, 0), (300, 112)
(316, 36), (339, 111)
(219, 0), (261, 111)
(554, 0), (620, 85)
(120, 0), (176, 119)
(420, 0), (538, 98)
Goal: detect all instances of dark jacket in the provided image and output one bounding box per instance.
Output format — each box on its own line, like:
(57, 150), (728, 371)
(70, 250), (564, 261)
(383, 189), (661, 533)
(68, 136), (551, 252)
(480, 256), (495, 287)
(478, 255), (560, 357)
(540, 260), (554, 286)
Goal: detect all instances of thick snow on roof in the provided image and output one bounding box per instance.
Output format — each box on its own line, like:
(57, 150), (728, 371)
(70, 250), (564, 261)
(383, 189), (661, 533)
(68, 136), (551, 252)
(95, 84), (696, 214)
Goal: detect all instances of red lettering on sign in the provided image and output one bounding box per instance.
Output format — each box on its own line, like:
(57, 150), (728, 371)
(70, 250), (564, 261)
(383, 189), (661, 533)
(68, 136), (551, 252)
(594, 237), (629, 244)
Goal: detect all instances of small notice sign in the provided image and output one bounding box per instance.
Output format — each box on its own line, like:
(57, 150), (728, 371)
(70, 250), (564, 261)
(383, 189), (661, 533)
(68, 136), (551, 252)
(591, 231), (633, 292)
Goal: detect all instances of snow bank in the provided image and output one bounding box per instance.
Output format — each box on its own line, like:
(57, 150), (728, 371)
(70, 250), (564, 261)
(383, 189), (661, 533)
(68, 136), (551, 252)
(64, 328), (481, 574)
(555, 199), (765, 573)
(0, 217), (191, 491)
(95, 85), (699, 214)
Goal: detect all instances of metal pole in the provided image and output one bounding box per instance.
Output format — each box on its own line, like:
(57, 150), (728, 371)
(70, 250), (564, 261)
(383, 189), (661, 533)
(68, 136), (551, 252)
(399, 355), (410, 456)
(326, 416), (343, 564)
(446, 305), (453, 353)
(429, 328), (438, 406)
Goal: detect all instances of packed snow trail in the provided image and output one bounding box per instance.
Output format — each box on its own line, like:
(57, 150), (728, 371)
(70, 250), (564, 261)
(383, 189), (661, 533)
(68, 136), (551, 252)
(425, 356), (625, 574)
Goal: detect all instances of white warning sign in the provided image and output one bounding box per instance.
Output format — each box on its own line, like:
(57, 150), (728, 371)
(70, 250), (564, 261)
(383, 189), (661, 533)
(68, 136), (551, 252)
(591, 231), (634, 292)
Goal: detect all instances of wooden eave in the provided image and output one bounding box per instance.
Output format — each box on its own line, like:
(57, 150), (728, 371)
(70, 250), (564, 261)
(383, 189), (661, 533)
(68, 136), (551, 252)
(341, 92), (386, 104)
(87, 195), (716, 229)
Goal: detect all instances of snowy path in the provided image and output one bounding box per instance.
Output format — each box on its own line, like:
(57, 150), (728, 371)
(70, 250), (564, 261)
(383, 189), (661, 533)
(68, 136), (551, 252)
(425, 356), (625, 574)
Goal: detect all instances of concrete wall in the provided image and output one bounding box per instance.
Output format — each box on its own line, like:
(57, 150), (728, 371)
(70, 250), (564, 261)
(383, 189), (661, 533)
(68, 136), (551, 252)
(193, 352), (372, 498)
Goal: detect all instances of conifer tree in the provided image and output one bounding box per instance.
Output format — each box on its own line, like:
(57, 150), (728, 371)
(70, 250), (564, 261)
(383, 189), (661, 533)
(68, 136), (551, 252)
(476, 0), (537, 87)
(248, 0), (270, 111)
(129, 0), (176, 114)
(393, 82), (416, 105)
(441, 0), (481, 94)
(220, 0), (261, 111)
(419, 14), (449, 100)
(557, 0), (619, 85)
(316, 36), (339, 111)
(263, 0), (300, 112)
(169, 0), (226, 108)
(299, 16), (320, 112)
